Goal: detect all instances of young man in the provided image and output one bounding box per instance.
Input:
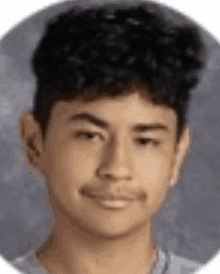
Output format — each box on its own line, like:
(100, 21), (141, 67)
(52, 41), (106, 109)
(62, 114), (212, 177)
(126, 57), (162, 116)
(13, 2), (205, 274)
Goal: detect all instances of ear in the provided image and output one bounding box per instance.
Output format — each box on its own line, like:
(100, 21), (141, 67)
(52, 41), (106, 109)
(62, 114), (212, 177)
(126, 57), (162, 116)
(169, 125), (193, 187)
(18, 109), (44, 170)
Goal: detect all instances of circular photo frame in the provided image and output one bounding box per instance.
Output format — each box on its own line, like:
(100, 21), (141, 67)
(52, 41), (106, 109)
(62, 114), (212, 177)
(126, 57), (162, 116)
(0, 1), (219, 273)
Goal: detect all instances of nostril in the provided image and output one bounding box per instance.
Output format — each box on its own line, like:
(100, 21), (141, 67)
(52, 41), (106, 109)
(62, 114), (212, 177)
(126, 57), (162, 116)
(97, 166), (132, 181)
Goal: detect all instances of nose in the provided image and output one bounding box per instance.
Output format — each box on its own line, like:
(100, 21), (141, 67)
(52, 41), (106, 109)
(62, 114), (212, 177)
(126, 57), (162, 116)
(97, 136), (133, 181)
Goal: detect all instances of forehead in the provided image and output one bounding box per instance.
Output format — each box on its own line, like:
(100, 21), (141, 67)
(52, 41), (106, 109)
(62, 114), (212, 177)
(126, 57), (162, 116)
(51, 91), (177, 129)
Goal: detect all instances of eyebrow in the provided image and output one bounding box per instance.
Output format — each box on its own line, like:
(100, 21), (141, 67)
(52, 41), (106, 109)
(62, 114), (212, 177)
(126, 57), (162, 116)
(69, 112), (109, 128)
(68, 112), (169, 132)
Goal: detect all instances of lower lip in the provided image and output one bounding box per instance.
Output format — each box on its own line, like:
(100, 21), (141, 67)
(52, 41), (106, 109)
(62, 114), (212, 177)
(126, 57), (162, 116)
(87, 197), (132, 210)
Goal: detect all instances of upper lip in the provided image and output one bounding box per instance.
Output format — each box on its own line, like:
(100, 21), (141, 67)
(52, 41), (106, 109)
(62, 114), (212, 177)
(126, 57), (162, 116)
(84, 192), (135, 201)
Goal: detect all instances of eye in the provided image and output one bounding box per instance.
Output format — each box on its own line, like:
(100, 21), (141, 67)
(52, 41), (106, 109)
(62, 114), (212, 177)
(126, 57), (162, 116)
(74, 131), (104, 142)
(135, 138), (160, 147)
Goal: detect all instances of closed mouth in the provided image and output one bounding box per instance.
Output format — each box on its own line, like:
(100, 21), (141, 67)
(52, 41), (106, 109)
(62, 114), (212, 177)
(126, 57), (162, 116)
(83, 193), (135, 201)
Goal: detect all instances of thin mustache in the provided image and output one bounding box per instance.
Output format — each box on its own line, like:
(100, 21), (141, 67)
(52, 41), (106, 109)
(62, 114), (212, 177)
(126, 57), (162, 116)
(80, 188), (146, 201)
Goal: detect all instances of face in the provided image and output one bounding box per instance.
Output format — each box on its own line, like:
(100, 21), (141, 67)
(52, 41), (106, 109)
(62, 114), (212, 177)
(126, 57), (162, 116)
(22, 90), (189, 238)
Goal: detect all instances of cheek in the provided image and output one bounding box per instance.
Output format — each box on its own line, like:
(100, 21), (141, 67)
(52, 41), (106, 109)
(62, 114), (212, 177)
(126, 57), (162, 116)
(44, 144), (101, 186)
(137, 149), (173, 180)
(135, 150), (174, 204)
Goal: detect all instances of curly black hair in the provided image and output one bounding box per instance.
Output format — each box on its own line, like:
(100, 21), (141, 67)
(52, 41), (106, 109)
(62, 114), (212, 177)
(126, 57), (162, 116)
(31, 3), (205, 141)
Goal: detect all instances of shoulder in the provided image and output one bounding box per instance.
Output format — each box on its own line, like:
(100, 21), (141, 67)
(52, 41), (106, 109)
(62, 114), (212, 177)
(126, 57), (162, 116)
(10, 251), (47, 274)
(168, 252), (203, 274)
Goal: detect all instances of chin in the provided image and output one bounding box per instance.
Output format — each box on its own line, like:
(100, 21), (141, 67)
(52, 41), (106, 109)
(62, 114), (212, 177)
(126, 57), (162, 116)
(78, 218), (148, 240)
(52, 199), (150, 240)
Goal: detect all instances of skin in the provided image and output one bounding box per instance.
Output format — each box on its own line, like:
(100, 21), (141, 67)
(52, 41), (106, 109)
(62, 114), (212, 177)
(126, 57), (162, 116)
(19, 86), (191, 274)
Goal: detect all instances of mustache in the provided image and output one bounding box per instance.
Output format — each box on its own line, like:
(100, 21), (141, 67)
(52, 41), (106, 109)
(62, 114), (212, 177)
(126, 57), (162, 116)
(80, 186), (147, 201)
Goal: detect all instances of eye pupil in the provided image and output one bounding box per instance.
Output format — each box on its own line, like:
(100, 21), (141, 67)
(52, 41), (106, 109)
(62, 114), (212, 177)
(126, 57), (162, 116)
(82, 132), (97, 139)
(136, 138), (160, 148)
(139, 138), (150, 145)
(76, 131), (102, 141)
(86, 133), (94, 138)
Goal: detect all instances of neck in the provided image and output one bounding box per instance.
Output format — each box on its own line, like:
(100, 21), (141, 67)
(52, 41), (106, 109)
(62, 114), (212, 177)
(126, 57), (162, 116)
(36, 212), (158, 274)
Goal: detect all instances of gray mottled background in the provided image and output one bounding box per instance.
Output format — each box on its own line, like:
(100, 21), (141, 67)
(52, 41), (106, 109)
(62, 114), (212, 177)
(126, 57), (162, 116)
(0, 0), (220, 264)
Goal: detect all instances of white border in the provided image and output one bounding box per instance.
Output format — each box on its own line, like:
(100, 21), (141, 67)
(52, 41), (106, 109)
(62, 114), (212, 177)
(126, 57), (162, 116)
(0, 255), (21, 274)
(0, 1), (219, 273)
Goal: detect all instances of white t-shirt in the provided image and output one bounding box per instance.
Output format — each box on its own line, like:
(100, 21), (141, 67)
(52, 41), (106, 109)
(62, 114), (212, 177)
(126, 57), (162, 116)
(11, 249), (202, 274)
